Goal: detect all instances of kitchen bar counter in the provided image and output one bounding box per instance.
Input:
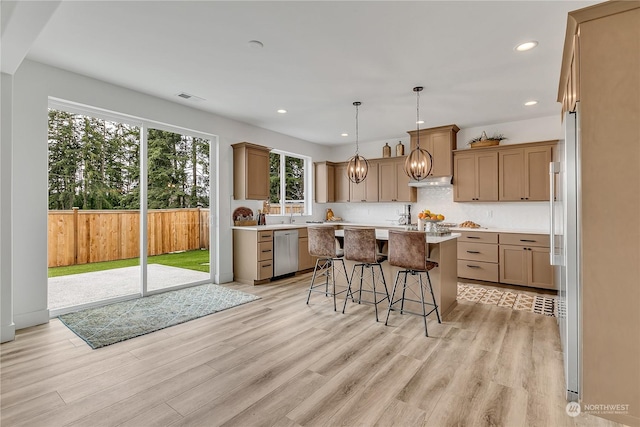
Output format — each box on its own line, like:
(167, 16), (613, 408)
(334, 228), (460, 319)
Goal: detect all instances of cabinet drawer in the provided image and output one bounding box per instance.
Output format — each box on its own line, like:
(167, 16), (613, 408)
(258, 260), (273, 280)
(258, 230), (274, 242)
(458, 242), (498, 263)
(458, 260), (499, 282)
(458, 231), (498, 244)
(258, 241), (273, 261)
(297, 227), (308, 238)
(499, 233), (549, 247)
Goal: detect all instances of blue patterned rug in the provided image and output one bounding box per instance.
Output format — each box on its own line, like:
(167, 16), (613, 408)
(59, 284), (260, 349)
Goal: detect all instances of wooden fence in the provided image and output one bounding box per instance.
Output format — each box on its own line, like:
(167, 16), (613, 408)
(48, 208), (210, 267)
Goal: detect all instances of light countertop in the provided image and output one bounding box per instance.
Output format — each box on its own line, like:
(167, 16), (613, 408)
(232, 223), (547, 236)
(334, 228), (460, 244)
(449, 227), (548, 234)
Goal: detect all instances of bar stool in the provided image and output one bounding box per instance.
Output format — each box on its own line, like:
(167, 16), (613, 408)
(341, 227), (390, 322)
(384, 230), (441, 336)
(305, 226), (350, 311)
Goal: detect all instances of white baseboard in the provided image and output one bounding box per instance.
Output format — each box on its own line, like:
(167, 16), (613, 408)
(1, 323), (15, 343)
(14, 309), (50, 330)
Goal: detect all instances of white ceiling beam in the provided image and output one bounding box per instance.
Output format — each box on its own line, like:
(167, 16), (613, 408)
(1, 0), (61, 74)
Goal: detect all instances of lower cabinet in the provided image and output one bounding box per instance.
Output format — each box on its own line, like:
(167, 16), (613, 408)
(234, 227), (316, 285)
(297, 228), (316, 271)
(499, 245), (554, 289)
(234, 229), (274, 285)
(498, 233), (554, 289)
(457, 231), (555, 290)
(457, 232), (499, 282)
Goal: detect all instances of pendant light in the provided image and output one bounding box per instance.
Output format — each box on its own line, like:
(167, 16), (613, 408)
(404, 87), (433, 181)
(347, 101), (369, 184)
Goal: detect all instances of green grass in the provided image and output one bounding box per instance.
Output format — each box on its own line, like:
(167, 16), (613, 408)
(48, 250), (210, 278)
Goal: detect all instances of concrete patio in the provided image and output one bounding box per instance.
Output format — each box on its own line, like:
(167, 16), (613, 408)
(48, 264), (211, 311)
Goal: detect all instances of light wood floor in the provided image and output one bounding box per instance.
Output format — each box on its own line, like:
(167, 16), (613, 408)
(0, 273), (623, 427)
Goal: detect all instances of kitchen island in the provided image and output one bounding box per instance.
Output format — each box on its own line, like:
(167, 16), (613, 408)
(232, 223), (460, 319)
(334, 228), (460, 319)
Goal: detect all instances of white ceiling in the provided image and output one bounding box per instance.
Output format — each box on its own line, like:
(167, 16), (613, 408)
(24, 0), (598, 145)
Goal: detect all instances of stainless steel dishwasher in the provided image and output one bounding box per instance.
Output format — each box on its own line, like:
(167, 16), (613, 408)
(273, 229), (299, 277)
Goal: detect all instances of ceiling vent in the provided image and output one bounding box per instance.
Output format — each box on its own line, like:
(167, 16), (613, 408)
(176, 92), (205, 102)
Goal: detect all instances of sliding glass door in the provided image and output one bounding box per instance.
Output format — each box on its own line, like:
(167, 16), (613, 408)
(145, 128), (211, 292)
(47, 100), (216, 315)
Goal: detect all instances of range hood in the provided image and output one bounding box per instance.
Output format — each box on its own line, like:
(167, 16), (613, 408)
(408, 176), (453, 187)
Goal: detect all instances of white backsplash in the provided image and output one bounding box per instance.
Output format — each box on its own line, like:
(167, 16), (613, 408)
(327, 186), (549, 231)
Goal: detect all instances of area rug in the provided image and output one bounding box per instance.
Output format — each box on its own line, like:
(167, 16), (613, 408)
(59, 284), (260, 349)
(457, 283), (557, 317)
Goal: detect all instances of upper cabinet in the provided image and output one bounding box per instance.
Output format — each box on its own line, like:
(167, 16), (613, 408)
(350, 161), (379, 202)
(453, 140), (556, 202)
(334, 162), (350, 203)
(314, 161), (336, 203)
(378, 157), (416, 202)
(498, 145), (552, 201)
(453, 150), (498, 202)
(232, 142), (271, 200)
(407, 124), (459, 177)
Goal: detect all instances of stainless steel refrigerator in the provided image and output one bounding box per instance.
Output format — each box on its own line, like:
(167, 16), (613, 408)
(550, 102), (580, 402)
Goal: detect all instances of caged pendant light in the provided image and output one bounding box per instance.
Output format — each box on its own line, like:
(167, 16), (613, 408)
(404, 87), (433, 181)
(347, 101), (369, 184)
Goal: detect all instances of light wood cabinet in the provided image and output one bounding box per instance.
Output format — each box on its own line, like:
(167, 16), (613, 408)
(232, 142), (271, 200)
(297, 228), (316, 271)
(314, 161), (335, 203)
(456, 231), (553, 289)
(334, 162), (350, 202)
(499, 233), (554, 289)
(457, 231), (499, 282)
(378, 157), (416, 202)
(407, 124), (459, 177)
(498, 145), (551, 201)
(453, 140), (555, 203)
(453, 151), (498, 202)
(350, 161), (379, 202)
(559, 5), (640, 421)
(233, 229), (273, 284)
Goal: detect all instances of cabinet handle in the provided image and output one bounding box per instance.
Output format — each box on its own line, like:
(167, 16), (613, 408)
(361, 199), (366, 202)
(467, 236), (481, 239)
(520, 239), (536, 242)
(466, 250), (480, 254)
(262, 264), (271, 267)
(467, 265), (481, 268)
(261, 249), (272, 253)
(262, 234), (272, 238)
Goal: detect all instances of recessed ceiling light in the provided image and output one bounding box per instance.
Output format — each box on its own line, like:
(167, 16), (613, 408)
(515, 41), (538, 52)
(416, 120), (424, 124)
(524, 100), (538, 106)
(341, 133), (349, 137)
(248, 40), (264, 49)
(277, 109), (287, 114)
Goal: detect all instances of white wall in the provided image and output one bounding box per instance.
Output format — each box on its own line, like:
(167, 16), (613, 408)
(326, 116), (561, 231)
(8, 60), (331, 330)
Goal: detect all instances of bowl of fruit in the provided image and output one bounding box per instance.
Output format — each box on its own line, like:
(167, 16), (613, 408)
(417, 209), (445, 222)
(417, 209), (445, 232)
